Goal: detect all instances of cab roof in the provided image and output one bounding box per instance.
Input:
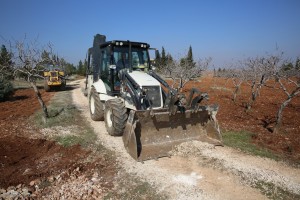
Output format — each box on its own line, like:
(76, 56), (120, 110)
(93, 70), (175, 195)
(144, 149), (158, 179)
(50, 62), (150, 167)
(99, 40), (150, 49)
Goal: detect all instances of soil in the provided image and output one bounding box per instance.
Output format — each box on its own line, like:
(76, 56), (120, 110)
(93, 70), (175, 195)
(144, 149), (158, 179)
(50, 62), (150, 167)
(0, 136), (88, 188)
(0, 88), (115, 199)
(182, 76), (300, 162)
(0, 89), (54, 138)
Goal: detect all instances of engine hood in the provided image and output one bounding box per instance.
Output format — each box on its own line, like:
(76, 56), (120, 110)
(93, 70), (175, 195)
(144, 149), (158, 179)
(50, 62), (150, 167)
(128, 71), (161, 87)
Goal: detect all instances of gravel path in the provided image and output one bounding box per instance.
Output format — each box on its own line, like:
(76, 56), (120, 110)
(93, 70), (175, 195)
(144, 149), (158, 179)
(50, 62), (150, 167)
(72, 80), (300, 200)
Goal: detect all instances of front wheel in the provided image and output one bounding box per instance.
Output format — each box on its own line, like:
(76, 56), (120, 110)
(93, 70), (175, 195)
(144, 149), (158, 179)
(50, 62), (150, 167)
(104, 98), (128, 136)
(60, 80), (66, 91)
(89, 87), (104, 121)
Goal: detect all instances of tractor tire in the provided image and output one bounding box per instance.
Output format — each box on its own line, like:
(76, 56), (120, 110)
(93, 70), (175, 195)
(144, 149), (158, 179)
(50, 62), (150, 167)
(60, 81), (66, 91)
(104, 98), (128, 136)
(44, 80), (51, 92)
(89, 87), (104, 121)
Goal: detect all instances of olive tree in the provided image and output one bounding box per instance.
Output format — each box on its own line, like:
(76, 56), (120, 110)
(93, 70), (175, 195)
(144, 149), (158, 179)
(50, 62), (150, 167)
(217, 61), (248, 103)
(160, 56), (211, 89)
(240, 56), (278, 110)
(271, 57), (300, 133)
(233, 52), (299, 133)
(4, 37), (58, 121)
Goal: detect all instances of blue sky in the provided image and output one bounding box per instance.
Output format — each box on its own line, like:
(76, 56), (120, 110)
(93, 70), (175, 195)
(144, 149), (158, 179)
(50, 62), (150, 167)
(1, 0), (299, 68)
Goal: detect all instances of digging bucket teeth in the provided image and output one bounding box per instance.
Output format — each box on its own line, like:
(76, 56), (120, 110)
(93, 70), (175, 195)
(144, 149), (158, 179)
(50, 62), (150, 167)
(122, 105), (223, 161)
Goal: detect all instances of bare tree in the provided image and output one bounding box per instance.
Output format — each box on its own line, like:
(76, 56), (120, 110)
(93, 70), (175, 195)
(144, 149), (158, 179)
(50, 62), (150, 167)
(273, 66), (300, 133)
(243, 56), (276, 110)
(237, 52), (299, 133)
(232, 70), (246, 103)
(5, 37), (58, 121)
(218, 62), (248, 103)
(247, 52), (300, 133)
(160, 56), (211, 89)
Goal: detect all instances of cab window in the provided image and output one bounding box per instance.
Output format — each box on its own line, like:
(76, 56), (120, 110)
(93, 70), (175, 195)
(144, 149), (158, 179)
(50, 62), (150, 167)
(100, 48), (110, 78)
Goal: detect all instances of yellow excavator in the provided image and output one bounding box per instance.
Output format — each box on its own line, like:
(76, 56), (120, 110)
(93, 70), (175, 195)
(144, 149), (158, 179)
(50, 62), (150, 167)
(43, 67), (66, 92)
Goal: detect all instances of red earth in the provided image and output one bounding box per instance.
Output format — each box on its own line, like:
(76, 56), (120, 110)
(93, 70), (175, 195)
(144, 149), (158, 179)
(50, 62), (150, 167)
(0, 89), (115, 192)
(183, 76), (300, 162)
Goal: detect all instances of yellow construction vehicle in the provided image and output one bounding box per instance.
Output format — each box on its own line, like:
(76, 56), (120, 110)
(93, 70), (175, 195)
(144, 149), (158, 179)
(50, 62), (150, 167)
(43, 67), (66, 92)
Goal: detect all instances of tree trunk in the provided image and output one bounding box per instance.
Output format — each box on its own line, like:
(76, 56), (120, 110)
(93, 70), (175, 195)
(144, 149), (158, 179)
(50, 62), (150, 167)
(233, 85), (240, 103)
(247, 76), (266, 110)
(246, 82), (256, 110)
(233, 89), (237, 103)
(247, 84), (263, 110)
(29, 81), (49, 120)
(246, 92), (256, 110)
(273, 97), (292, 133)
(273, 88), (300, 133)
(179, 78), (183, 89)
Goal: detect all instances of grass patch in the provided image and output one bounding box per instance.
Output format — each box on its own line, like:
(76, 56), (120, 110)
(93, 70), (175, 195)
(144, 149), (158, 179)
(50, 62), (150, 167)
(254, 180), (300, 200)
(55, 129), (97, 148)
(33, 89), (98, 149)
(33, 90), (80, 128)
(222, 131), (278, 160)
(56, 135), (84, 147)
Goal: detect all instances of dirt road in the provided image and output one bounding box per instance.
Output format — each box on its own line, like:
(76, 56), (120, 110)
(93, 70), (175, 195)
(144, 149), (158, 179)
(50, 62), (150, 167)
(72, 80), (300, 200)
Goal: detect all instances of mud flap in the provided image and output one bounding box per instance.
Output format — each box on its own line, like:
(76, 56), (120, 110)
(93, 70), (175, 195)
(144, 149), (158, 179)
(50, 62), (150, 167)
(123, 107), (223, 162)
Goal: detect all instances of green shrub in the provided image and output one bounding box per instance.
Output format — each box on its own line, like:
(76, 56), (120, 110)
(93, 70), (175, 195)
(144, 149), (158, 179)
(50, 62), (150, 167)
(0, 78), (14, 101)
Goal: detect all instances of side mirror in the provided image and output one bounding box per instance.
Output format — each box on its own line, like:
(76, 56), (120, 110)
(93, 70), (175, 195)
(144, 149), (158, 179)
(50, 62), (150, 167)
(109, 65), (116, 70)
(150, 60), (156, 71)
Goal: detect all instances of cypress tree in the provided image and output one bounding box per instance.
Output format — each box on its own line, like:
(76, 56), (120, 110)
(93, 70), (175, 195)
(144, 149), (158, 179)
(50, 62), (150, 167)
(166, 53), (173, 65)
(161, 47), (166, 67)
(78, 60), (84, 75)
(0, 45), (12, 65)
(155, 50), (161, 68)
(186, 45), (195, 68)
(0, 45), (13, 79)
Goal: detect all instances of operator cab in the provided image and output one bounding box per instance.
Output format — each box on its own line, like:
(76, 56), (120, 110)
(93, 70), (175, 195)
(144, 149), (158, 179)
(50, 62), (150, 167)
(87, 40), (152, 94)
(100, 40), (151, 72)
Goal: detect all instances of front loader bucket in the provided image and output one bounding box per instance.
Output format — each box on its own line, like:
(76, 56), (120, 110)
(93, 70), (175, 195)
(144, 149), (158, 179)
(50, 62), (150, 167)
(123, 106), (223, 161)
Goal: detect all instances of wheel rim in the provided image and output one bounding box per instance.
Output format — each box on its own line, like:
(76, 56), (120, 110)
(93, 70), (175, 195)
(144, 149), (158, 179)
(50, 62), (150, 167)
(106, 109), (113, 128)
(90, 96), (95, 114)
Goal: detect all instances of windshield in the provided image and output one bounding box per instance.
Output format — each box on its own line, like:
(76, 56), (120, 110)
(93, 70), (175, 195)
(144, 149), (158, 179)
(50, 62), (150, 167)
(44, 65), (62, 71)
(112, 46), (150, 71)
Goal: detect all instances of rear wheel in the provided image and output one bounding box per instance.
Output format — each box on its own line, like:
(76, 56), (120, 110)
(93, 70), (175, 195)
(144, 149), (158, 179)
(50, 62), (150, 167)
(105, 98), (128, 136)
(89, 87), (104, 121)
(44, 80), (51, 92)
